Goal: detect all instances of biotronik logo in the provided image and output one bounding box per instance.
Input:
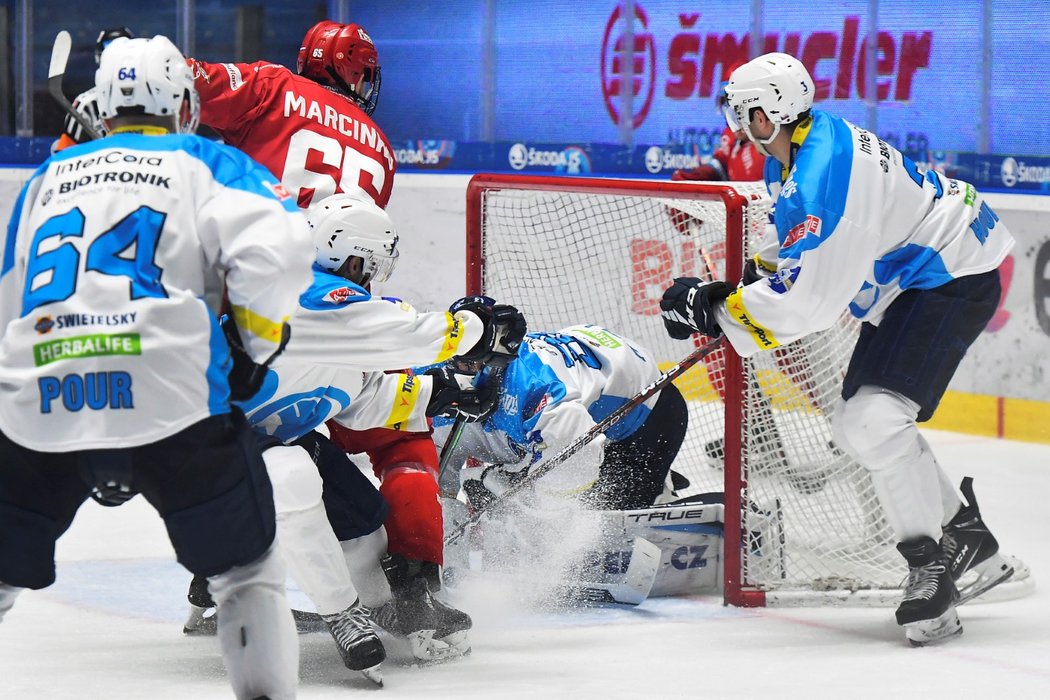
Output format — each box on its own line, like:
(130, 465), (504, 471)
(601, 4), (656, 129)
(600, 5), (934, 129)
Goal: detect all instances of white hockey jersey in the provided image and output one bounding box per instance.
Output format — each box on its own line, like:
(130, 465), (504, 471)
(0, 133), (312, 451)
(436, 325), (663, 497)
(715, 110), (1014, 357)
(239, 267), (487, 444)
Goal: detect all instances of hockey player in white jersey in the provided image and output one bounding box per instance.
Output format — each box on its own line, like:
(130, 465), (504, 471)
(0, 36), (312, 699)
(432, 325), (699, 603)
(184, 193), (526, 677)
(660, 52), (1016, 646)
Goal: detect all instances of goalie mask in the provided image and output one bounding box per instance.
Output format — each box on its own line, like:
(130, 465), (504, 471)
(723, 52), (814, 155)
(309, 193), (399, 286)
(95, 36), (200, 134)
(297, 20), (382, 116)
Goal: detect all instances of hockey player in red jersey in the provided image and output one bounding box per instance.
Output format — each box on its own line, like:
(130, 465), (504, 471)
(187, 21), (472, 662)
(189, 20), (394, 208)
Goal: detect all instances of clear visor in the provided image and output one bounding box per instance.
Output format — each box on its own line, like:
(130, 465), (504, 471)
(723, 102), (744, 132)
(361, 248), (399, 286)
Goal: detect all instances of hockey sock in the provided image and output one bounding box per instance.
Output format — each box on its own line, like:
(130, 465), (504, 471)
(341, 527), (393, 609)
(266, 445), (358, 616)
(833, 386), (944, 541)
(0, 582), (22, 622)
(207, 544), (298, 700)
(379, 466), (444, 566)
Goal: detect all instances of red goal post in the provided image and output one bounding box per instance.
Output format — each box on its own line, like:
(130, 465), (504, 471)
(463, 172), (1028, 608)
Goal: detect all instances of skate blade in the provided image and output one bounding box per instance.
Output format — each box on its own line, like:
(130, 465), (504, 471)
(182, 604), (217, 636)
(407, 629), (471, 663)
(957, 553), (1015, 606)
(904, 607), (963, 647)
(359, 664), (383, 687)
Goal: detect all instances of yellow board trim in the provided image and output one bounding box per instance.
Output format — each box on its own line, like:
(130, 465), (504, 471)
(384, 373), (420, 431)
(229, 305), (287, 344)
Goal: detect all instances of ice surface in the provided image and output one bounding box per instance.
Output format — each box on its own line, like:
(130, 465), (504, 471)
(2, 429), (1049, 698)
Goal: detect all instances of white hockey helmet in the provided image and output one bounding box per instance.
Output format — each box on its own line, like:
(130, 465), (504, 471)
(724, 52), (814, 155)
(309, 193), (400, 285)
(95, 35), (200, 134)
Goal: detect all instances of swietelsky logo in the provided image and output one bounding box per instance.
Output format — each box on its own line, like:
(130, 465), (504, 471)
(601, 4), (656, 129)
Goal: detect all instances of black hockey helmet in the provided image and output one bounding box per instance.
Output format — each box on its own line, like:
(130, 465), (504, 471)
(95, 27), (135, 65)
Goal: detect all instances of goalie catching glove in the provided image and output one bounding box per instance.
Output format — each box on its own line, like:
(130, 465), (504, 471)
(660, 277), (734, 340)
(450, 296), (527, 364)
(425, 367), (500, 423)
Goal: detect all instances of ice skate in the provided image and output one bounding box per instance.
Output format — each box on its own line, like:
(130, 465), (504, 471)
(895, 537), (962, 647)
(182, 574), (218, 636)
(941, 477), (1014, 605)
(321, 600), (386, 686)
(379, 553), (472, 662)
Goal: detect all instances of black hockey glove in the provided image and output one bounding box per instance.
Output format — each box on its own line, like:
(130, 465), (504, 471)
(425, 367), (499, 423)
(450, 296), (527, 364)
(89, 481), (138, 507)
(660, 277), (735, 340)
(222, 315), (292, 402)
(742, 257), (776, 286)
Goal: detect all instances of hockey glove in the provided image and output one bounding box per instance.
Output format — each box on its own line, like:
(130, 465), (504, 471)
(450, 296), (527, 365)
(742, 257), (776, 286)
(425, 368), (499, 423)
(660, 277), (734, 339)
(671, 164), (723, 181)
(222, 315), (292, 402)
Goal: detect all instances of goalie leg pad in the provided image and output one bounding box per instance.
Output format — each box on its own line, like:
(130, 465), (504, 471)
(563, 536), (661, 605)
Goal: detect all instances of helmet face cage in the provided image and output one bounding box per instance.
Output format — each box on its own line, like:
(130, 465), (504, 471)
(297, 21), (381, 115)
(95, 36), (200, 134)
(308, 194), (400, 285)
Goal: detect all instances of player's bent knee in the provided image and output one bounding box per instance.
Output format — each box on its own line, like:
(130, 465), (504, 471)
(207, 542), (286, 605)
(0, 502), (59, 589)
(832, 386), (920, 472)
(263, 445), (324, 515)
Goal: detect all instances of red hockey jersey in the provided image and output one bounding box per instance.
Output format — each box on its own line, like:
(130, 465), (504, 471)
(190, 59), (397, 208)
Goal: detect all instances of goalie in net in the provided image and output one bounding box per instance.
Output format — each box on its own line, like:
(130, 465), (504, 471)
(432, 325), (739, 605)
(661, 52), (1018, 646)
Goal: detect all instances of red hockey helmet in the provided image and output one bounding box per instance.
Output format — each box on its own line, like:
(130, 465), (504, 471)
(297, 21), (381, 115)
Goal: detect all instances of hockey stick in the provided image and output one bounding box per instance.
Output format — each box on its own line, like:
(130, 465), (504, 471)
(443, 336), (726, 546)
(437, 414), (468, 483)
(49, 30), (103, 142)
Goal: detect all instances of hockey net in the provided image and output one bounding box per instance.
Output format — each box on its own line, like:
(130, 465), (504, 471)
(466, 173), (905, 607)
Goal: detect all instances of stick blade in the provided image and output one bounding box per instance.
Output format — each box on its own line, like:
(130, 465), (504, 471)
(49, 31), (72, 80)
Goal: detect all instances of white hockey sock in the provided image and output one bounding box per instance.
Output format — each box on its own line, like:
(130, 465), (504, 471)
(207, 544), (299, 700)
(266, 444), (358, 615)
(0, 583), (22, 622)
(833, 386), (944, 541)
(932, 437), (964, 526)
(341, 527), (392, 609)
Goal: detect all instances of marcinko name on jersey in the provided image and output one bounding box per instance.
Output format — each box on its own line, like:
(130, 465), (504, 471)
(282, 90), (395, 170)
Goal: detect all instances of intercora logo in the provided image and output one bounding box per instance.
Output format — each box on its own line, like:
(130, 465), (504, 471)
(600, 5), (934, 129)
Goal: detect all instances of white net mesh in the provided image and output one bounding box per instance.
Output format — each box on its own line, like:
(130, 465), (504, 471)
(470, 175), (907, 603)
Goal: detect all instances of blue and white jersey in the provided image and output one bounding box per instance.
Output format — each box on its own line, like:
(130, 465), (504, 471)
(0, 133), (312, 451)
(438, 324), (662, 497)
(239, 265), (487, 443)
(715, 110), (1014, 357)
